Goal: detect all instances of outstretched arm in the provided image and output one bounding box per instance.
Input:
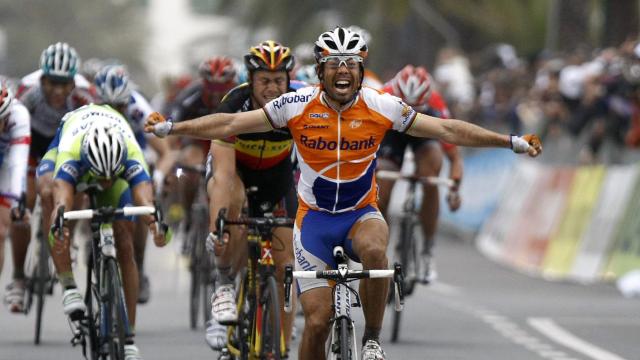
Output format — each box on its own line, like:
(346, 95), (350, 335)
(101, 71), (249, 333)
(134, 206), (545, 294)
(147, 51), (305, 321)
(144, 109), (272, 140)
(407, 113), (542, 156)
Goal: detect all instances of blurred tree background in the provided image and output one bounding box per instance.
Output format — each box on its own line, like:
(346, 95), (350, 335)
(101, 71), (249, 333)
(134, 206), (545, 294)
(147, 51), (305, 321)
(0, 0), (637, 91)
(0, 0), (147, 82)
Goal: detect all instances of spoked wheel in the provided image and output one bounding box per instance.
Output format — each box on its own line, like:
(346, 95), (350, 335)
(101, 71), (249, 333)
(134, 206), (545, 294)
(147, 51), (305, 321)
(105, 258), (127, 360)
(34, 231), (50, 345)
(259, 276), (283, 360)
(84, 255), (101, 360)
(189, 231), (202, 330)
(391, 217), (416, 343)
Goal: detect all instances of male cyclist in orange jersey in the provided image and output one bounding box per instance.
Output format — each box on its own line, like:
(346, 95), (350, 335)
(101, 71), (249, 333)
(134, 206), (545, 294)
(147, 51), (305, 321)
(145, 27), (542, 360)
(378, 65), (464, 284)
(203, 41), (300, 351)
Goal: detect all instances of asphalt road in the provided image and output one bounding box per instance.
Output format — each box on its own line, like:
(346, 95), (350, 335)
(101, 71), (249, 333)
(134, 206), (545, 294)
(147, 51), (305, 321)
(1, 229), (638, 360)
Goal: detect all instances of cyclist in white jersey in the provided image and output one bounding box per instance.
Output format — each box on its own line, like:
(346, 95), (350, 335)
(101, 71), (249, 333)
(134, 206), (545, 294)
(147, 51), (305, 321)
(18, 43), (95, 284)
(145, 27), (542, 360)
(0, 82), (32, 313)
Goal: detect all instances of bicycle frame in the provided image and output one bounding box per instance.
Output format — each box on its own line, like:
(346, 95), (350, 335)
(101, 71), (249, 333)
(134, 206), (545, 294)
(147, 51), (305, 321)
(61, 184), (161, 359)
(216, 209), (293, 360)
(284, 247), (404, 360)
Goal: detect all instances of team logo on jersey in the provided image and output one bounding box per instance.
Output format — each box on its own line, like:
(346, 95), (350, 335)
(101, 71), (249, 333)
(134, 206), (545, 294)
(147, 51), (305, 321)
(271, 93), (313, 110)
(303, 124), (329, 129)
(299, 135), (375, 151)
(309, 112), (329, 119)
(61, 163), (79, 180)
(124, 164), (144, 181)
(349, 119), (362, 129)
(400, 104), (416, 127)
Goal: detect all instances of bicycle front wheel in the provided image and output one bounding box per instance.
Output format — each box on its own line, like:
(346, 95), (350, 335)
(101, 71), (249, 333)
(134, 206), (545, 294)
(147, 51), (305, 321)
(33, 231), (50, 345)
(105, 258), (127, 360)
(258, 275), (283, 359)
(338, 317), (353, 360)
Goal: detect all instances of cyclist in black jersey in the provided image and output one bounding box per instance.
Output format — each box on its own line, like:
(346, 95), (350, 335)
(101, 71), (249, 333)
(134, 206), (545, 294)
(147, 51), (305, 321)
(204, 40), (299, 352)
(168, 57), (237, 245)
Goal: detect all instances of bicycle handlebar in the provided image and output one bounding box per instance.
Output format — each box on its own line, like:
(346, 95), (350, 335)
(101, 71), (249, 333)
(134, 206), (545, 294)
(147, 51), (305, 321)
(62, 206), (156, 220)
(214, 208), (294, 245)
(283, 262), (405, 313)
(376, 170), (455, 188)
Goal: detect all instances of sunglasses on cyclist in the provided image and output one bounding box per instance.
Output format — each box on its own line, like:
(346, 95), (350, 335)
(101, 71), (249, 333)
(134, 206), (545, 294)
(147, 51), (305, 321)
(320, 55), (363, 70)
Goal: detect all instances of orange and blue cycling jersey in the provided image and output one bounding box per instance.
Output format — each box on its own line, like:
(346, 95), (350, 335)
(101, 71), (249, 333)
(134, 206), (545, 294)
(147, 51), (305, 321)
(263, 85), (417, 214)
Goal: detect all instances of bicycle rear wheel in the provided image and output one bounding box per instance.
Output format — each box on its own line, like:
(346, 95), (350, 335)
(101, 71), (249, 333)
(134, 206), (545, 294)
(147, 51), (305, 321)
(33, 231), (50, 345)
(258, 275), (283, 359)
(188, 229), (202, 330)
(105, 258), (127, 360)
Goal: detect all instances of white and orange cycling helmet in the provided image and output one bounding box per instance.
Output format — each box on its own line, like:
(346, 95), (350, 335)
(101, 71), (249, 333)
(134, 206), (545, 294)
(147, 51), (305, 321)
(389, 65), (433, 107)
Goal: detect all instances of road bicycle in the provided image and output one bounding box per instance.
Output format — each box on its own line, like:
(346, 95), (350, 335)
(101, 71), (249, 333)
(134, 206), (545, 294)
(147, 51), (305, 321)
(57, 183), (166, 360)
(376, 169), (454, 343)
(18, 194), (56, 344)
(284, 246), (405, 360)
(215, 207), (293, 360)
(173, 163), (215, 330)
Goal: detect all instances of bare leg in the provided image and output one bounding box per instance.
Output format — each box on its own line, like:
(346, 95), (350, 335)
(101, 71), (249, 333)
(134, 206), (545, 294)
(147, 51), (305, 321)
(352, 218), (389, 343)
(298, 287), (333, 360)
(114, 220), (139, 328)
(271, 226), (295, 346)
(414, 144), (443, 256)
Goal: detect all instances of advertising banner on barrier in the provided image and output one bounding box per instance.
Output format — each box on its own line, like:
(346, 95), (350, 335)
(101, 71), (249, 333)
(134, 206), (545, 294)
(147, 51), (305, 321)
(606, 168), (640, 279)
(542, 166), (606, 278)
(477, 161), (640, 282)
(570, 165), (639, 282)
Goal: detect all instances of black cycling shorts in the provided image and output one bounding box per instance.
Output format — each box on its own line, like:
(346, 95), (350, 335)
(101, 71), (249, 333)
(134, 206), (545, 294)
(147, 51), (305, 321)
(377, 131), (437, 168)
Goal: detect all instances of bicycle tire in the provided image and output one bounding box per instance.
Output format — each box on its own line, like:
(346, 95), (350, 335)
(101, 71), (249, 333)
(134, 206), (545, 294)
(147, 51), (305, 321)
(201, 252), (215, 325)
(189, 224), (202, 330)
(33, 230), (49, 345)
(106, 258), (127, 360)
(259, 275), (283, 359)
(391, 216), (415, 343)
(338, 317), (352, 360)
(84, 254), (101, 360)
(194, 207), (212, 328)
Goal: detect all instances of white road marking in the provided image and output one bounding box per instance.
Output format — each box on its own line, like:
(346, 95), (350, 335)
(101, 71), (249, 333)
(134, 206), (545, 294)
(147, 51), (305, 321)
(428, 296), (579, 360)
(528, 317), (628, 360)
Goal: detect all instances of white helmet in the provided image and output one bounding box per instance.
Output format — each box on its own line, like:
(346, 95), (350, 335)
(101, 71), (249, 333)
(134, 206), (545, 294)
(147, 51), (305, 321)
(314, 27), (368, 62)
(81, 122), (127, 178)
(0, 81), (14, 119)
(40, 42), (80, 80)
(295, 64), (319, 85)
(94, 65), (132, 105)
(390, 65), (433, 107)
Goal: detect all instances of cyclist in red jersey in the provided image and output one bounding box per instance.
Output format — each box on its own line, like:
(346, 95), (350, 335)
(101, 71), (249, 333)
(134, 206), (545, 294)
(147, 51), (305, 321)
(145, 27), (542, 360)
(167, 57), (236, 245)
(378, 65), (464, 284)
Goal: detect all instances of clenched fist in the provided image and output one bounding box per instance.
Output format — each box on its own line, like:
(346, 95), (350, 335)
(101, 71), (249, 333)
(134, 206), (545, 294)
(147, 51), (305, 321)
(144, 112), (173, 138)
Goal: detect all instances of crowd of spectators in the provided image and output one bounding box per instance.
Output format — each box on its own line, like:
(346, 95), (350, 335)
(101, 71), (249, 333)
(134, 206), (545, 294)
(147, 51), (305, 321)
(431, 38), (640, 164)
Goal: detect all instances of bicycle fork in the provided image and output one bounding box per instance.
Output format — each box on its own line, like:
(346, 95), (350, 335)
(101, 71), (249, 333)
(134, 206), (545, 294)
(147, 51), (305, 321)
(328, 272), (359, 360)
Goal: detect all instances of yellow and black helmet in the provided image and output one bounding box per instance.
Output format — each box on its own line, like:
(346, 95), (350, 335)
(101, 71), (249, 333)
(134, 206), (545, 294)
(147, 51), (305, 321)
(244, 40), (295, 73)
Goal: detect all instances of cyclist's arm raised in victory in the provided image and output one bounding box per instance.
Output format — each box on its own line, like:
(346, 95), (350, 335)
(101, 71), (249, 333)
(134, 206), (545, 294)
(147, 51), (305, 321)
(145, 109), (272, 140)
(407, 113), (542, 157)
